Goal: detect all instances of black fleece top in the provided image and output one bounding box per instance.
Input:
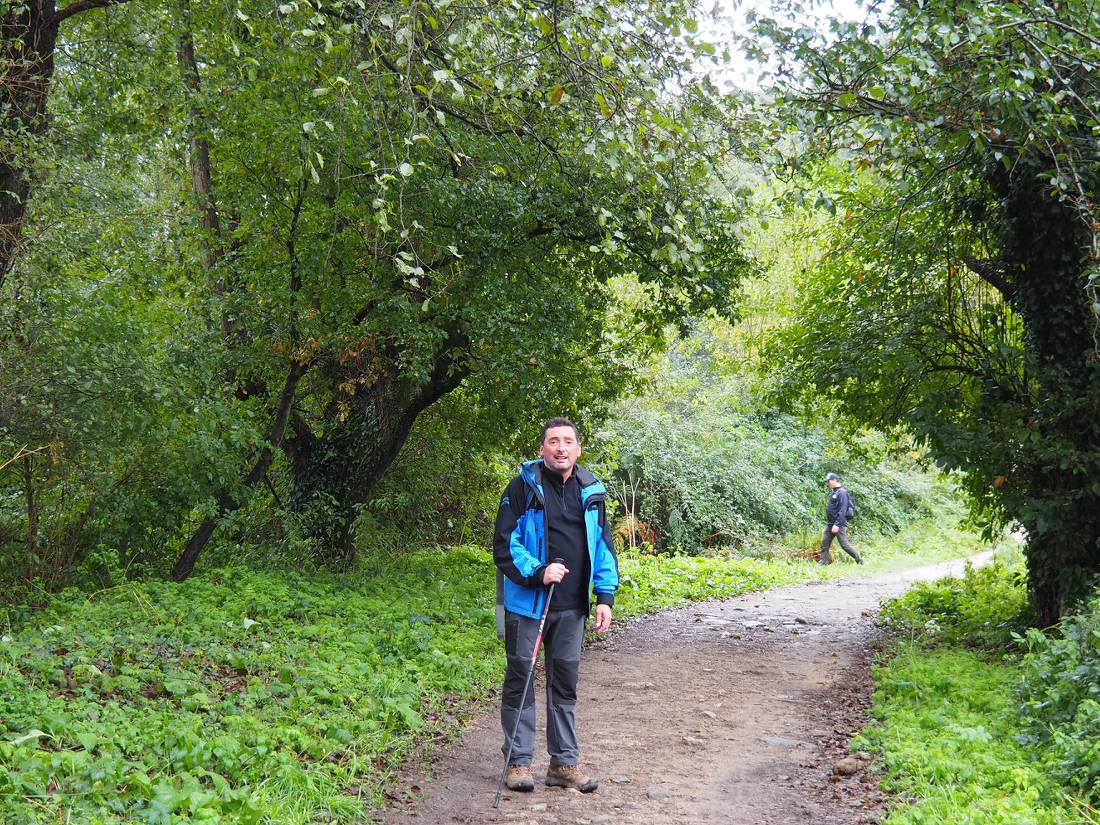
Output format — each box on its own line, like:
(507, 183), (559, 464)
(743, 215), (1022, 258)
(541, 467), (590, 611)
(492, 463), (617, 611)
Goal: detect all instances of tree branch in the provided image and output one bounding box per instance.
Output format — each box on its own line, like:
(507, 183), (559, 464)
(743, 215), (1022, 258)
(964, 256), (1015, 300)
(53, 0), (128, 25)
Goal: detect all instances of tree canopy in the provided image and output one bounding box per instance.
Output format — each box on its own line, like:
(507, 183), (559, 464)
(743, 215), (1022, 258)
(750, 0), (1100, 622)
(1, 0), (750, 582)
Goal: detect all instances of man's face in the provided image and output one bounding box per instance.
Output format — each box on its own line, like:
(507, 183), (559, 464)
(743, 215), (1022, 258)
(540, 426), (581, 477)
(828, 479), (840, 490)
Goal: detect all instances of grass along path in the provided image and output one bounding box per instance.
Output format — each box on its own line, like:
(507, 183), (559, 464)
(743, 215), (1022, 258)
(861, 559), (1099, 825)
(858, 645), (1094, 825)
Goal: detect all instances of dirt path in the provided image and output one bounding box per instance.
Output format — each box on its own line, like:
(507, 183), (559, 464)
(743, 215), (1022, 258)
(383, 553), (991, 825)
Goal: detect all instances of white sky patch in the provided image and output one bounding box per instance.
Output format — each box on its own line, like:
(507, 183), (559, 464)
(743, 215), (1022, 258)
(698, 0), (874, 91)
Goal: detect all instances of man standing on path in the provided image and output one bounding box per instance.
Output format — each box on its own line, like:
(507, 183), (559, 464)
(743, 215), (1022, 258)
(819, 472), (863, 565)
(492, 417), (619, 795)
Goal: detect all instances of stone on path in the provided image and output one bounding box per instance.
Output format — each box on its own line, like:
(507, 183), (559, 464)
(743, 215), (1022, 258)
(834, 757), (862, 776)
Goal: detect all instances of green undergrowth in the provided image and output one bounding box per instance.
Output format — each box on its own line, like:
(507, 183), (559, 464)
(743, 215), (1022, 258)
(0, 547), (500, 825)
(0, 522), (986, 824)
(1018, 594), (1100, 808)
(865, 559), (1098, 824)
(858, 645), (1092, 824)
(878, 557), (1033, 648)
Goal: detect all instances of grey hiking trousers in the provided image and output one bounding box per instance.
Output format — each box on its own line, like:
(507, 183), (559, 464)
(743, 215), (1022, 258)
(501, 608), (587, 767)
(820, 525), (862, 564)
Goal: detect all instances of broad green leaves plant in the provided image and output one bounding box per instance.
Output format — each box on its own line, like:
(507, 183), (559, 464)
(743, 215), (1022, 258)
(0, 547), (502, 823)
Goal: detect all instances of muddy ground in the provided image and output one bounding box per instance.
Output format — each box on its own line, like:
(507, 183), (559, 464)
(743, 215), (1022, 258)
(383, 553), (990, 825)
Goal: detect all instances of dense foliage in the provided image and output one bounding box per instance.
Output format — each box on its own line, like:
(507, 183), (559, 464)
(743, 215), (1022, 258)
(597, 323), (957, 553)
(1, 0), (751, 589)
(751, 0), (1100, 623)
(869, 563), (1100, 821)
(1020, 594), (1100, 804)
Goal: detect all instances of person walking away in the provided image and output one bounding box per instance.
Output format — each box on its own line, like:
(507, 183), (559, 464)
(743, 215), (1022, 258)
(492, 417), (619, 794)
(819, 472), (863, 565)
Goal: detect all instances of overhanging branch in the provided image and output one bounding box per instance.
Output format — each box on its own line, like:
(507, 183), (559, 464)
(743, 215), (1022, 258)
(964, 256), (1015, 300)
(53, 0), (128, 25)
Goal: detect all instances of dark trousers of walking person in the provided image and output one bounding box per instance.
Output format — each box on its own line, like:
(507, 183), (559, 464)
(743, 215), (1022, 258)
(501, 608), (586, 767)
(820, 525), (862, 564)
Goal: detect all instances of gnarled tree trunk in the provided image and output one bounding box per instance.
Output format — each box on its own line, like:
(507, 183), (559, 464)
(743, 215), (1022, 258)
(284, 338), (469, 565)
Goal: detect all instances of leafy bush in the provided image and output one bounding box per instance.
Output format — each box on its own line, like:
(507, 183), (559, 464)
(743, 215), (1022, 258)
(1019, 594), (1100, 804)
(595, 328), (959, 554)
(877, 561), (1033, 648)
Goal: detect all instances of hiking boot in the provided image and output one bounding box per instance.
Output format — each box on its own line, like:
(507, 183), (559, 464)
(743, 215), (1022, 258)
(505, 764), (534, 792)
(545, 763), (598, 793)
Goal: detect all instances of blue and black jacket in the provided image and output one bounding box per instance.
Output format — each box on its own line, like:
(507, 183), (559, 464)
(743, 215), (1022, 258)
(493, 459), (619, 620)
(826, 486), (852, 528)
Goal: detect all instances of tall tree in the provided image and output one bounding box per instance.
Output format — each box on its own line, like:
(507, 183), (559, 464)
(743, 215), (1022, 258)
(161, 0), (750, 571)
(1, 0), (134, 286)
(3, 0), (750, 579)
(753, 0), (1100, 623)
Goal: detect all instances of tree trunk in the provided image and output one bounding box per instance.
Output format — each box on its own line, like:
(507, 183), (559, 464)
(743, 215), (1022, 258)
(176, 8), (235, 343)
(1000, 162), (1100, 625)
(1, 0), (58, 287)
(170, 359), (306, 581)
(284, 343), (469, 565)
(177, 27), (222, 271)
(22, 455), (38, 578)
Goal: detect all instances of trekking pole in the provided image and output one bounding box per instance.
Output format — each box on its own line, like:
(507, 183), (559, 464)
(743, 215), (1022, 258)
(493, 557), (565, 809)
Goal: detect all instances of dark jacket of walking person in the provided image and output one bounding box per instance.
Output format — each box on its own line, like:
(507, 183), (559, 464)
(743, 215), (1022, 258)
(819, 472), (863, 565)
(492, 417), (618, 795)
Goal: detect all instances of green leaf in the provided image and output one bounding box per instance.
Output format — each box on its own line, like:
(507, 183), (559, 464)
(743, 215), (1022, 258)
(10, 730), (49, 747)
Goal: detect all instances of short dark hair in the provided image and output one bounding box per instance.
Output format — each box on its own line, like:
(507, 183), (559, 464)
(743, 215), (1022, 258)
(541, 417), (580, 444)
